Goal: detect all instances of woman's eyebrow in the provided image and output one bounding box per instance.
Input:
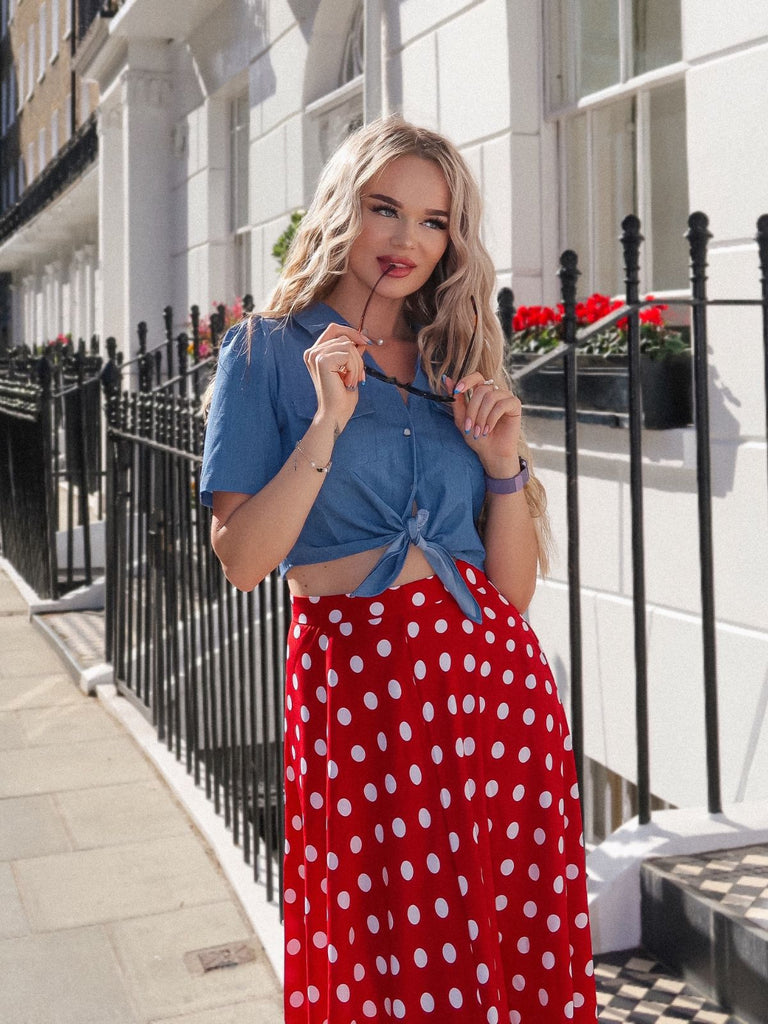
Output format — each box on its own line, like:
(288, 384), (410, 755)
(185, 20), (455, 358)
(365, 192), (449, 218)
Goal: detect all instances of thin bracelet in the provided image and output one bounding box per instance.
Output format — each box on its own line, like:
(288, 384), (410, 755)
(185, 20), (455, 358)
(294, 439), (332, 474)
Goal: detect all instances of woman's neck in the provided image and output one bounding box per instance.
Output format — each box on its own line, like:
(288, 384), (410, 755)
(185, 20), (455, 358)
(326, 282), (413, 343)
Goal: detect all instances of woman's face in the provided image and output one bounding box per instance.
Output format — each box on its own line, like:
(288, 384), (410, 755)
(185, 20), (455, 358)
(346, 155), (451, 304)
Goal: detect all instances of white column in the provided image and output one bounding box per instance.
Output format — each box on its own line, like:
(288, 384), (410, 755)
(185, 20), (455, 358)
(120, 42), (173, 361)
(81, 243), (95, 347)
(97, 98), (125, 351)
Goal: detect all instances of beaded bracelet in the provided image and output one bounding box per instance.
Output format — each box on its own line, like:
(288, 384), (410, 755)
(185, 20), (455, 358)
(294, 440), (332, 474)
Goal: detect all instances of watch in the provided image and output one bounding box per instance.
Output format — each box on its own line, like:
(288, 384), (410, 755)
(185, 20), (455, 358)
(485, 457), (529, 494)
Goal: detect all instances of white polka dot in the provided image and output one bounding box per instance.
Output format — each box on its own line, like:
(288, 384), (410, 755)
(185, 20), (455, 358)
(411, 765), (424, 786)
(566, 863), (580, 880)
(440, 788), (451, 808)
(547, 914), (561, 932)
(519, 746), (531, 763)
(495, 894), (508, 911)
(351, 744), (366, 762)
(412, 591), (425, 606)
(427, 853), (440, 873)
(364, 783), (377, 801)
(525, 673), (537, 688)
(376, 955), (388, 974)
(486, 779), (499, 797)
(535, 827), (547, 845)
(542, 951), (555, 969)
(385, 773), (397, 793)
(464, 736), (476, 755)
(510, 1013), (522, 1024)
(388, 679), (402, 700)
(310, 791), (324, 809)
(349, 655), (364, 673)
(358, 873), (372, 891)
(377, 639), (392, 657)
(447, 695), (458, 714)
(538, 988), (549, 1007)
(337, 890), (350, 909)
(497, 702), (510, 720)
(435, 898), (449, 918)
(517, 936), (530, 954)
(327, 851), (339, 869)
(464, 654), (476, 672)
(513, 784), (525, 801)
(286, 938), (301, 955)
(401, 860), (414, 880)
(407, 621), (420, 637)
(449, 988), (463, 1008)
(564, 1001), (574, 1019)
(512, 974), (526, 991)
(308, 985), (320, 1002)
(378, 732), (388, 751)
(414, 660), (427, 679)
(529, 864), (540, 881)
(393, 817), (406, 837)
(485, 630), (495, 644)
(503, 669), (514, 684)
(339, 621), (353, 636)
(400, 721), (413, 741)
(390, 955), (400, 975)
(468, 920), (479, 940)
(363, 999), (377, 1017)
(393, 1000), (406, 1019)
(523, 901), (537, 918)
(442, 942), (457, 963)
(369, 601), (385, 615)
(305, 844), (318, 862)
(312, 930), (327, 948)
(463, 694), (476, 713)
(465, 779), (476, 800)
(431, 745), (443, 764)
(575, 912), (589, 929)
(414, 948), (428, 968)
(466, 567), (477, 584)
(477, 963), (490, 984)
(439, 652), (451, 671)
(337, 707), (352, 726)
(367, 915), (380, 934)
(407, 904), (420, 924)
(435, 618), (448, 633)
(289, 990), (304, 1007)
(491, 741), (505, 759)
(480, 660), (491, 677)
(462, 620), (474, 634)
(337, 798), (352, 816)
(501, 858), (515, 876)
(507, 821), (520, 839)
(337, 984), (350, 1002)
(449, 831), (460, 852)
(301, 652), (312, 669)
(540, 790), (553, 808)
(421, 992), (435, 1012)
(364, 691), (378, 709)
(422, 701), (435, 721)
(328, 609), (342, 623)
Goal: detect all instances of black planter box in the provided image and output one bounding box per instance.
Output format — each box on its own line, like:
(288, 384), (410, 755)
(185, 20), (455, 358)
(507, 352), (693, 430)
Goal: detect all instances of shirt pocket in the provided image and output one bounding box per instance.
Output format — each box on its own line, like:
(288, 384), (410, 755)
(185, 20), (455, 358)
(289, 395), (380, 469)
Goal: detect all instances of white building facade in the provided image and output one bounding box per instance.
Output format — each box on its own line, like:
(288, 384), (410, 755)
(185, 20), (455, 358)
(51, 0), (768, 823)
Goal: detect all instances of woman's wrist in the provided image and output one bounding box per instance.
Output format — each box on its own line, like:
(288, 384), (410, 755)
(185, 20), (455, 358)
(485, 457), (529, 494)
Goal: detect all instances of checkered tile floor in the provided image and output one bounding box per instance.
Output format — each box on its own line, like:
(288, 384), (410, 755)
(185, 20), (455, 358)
(646, 843), (768, 931)
(595, 950), (743, 1022)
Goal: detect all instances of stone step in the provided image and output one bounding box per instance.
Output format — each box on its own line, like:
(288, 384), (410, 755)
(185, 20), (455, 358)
(595, 948), (747, 1022)
(640, 843), (768, 1024)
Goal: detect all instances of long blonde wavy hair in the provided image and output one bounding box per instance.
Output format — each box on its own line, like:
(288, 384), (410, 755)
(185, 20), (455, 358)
(240, 116), (550, 570)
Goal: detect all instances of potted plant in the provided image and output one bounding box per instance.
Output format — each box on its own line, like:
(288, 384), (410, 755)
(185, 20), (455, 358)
(503, 292), (693, 429)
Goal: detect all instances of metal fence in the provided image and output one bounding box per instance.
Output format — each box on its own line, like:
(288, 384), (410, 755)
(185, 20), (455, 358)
(0, 338), (104, 598)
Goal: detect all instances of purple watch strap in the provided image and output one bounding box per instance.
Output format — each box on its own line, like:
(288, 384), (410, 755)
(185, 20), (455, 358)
(485, 457), (529, 494)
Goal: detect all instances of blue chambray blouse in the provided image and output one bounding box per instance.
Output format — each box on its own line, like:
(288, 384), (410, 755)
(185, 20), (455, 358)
(199, 303), (487, 621)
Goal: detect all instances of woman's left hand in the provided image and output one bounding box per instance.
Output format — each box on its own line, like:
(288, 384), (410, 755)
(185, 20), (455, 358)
(443, 373), (523, 478)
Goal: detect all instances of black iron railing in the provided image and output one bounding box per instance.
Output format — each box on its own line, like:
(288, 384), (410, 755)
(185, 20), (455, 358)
(500, 212), (768, 829)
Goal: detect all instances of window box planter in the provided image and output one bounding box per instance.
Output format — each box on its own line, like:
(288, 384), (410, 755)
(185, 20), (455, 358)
(507, 350), (693, 430)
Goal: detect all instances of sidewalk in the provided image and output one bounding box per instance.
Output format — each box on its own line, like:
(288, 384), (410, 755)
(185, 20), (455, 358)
(0, 567), (282, 1024)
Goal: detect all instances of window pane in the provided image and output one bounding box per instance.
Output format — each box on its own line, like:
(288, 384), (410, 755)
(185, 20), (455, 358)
(563, 114), (591, 287)
(592, 96), (636, 296)
(229, 95), (249, 232)
(649, 81), (688, 289)
(544, 0), (568, 108)
(633, 0), (681, 76)
(577, 0), (620, 97)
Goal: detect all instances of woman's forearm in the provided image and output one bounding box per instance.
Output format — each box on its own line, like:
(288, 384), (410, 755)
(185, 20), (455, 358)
(482, 489), (540, 612)
(211, 416), (338, 590)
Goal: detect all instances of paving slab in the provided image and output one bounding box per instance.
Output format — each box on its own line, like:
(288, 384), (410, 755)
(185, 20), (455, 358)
(110, 902), (281, 1020)
(148, 1000), (282, 1024)
(18, 700), (124, 745)
(0, 633), (74, 677)
(0, 670), (83, 710)
(0, 794), (72, 860)
(0, 577), (27, 615)
(0, 862), (28, 939)
(15, 834), (232, 931)
(0, 926), (138, 1024)
(0, 734), (154, 797)
(0, 709), (25, 749)
(55, 778), (190, 849)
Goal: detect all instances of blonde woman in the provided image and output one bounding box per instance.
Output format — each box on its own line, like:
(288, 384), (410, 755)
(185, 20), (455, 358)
(201, 116), (597, 1023)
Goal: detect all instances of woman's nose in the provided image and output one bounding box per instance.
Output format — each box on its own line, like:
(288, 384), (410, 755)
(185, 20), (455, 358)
(391, 218), (416, 247)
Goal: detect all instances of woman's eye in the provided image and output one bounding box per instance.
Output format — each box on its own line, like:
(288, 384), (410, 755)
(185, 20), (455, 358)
(425, 218), (448, 231)
(372, 204), (398, 218)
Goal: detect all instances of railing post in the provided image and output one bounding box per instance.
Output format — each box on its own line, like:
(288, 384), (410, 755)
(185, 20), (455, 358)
(686, 211), (722, 815)
(756, 214), (768, 505)
(621, 214), (651, 825)
(496, 287), (515, 344)
(558, 249), (584, 800)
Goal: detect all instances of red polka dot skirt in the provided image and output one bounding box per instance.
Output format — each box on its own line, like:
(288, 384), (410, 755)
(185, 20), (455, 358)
(284, 562), (598, 1023)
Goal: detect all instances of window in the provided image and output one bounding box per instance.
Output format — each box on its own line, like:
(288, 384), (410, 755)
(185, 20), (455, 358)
(9, 63), (16, 121)
(546, 0), (687, 294)
(38, 126), (46, 172)
(230, 93), (251, 296)
(27, 23), (35, 95)
(26, 141), (34, 182)
(39, 3), (46, 80)
(1, 77), (6, 136)
(50, 108), (58, 155)
(18, 154), (25, 194)
(50, 0), (58, 60)
(8, 164), (16, 204)
(17, 42), (25, 107)
(64, 0), (71, 38)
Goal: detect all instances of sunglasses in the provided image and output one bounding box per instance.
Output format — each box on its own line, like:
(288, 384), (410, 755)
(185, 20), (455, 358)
(356, 267), (477, 404)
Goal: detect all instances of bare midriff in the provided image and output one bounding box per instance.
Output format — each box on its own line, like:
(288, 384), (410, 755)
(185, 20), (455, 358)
(286, 543), (434, 597)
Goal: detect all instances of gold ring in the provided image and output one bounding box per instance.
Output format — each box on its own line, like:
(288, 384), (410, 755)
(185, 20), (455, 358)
(338, 365), (347, 374)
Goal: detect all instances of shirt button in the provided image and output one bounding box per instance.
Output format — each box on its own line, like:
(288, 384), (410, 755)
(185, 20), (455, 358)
(403, 428), (412, 437)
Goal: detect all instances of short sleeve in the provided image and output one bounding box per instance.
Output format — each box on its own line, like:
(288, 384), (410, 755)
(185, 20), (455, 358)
(199, 319), (282, 507)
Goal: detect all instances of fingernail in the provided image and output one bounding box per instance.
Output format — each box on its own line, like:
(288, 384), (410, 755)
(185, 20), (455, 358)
(473, 425), (481, 439)
(482, 425), (490, 436)
(454, 382), (466, 395)
(360, 378), (367, 387)
(464, 418), (472, 434)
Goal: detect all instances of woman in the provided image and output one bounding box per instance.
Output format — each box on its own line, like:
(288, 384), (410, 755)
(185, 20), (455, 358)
(200, 116), (597, 1023)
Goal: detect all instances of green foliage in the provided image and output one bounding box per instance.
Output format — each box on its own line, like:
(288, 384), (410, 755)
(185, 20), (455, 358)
(272, 209), (306, 270)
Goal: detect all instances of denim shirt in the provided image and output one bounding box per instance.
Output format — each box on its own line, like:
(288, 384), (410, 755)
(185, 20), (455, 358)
(200, 303), (487, 621)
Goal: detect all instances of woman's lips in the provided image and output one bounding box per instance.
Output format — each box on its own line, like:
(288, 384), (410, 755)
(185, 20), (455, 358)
(377, 257), (415, 278)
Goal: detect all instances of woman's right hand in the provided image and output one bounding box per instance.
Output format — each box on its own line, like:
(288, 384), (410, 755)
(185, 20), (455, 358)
(304, 324), (370, 432)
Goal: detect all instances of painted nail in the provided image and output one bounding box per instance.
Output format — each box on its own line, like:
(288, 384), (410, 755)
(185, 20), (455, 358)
(473, 425), (481, 439)
(482, 425), (490, 437)
(454, 382), (466, 395)
(464, 418), (472, 434)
